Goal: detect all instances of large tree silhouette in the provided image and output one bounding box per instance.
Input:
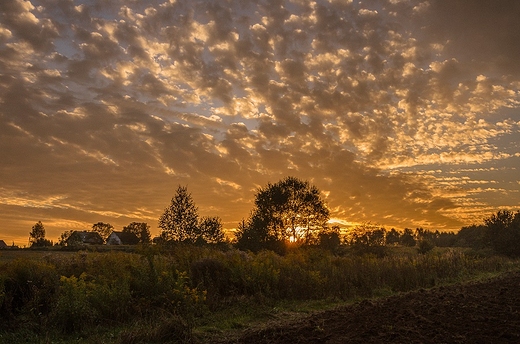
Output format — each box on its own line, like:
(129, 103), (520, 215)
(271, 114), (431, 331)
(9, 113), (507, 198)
(236, 176), (330, 252)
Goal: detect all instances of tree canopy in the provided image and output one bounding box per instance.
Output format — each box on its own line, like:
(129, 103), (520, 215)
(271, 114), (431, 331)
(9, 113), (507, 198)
(92, 222), (114, 243)
(158, 185), (226, 245)
(236, 176), (330, 251)
(198, 216), (225, 244)
(484, 209), (520, 257)
(122, 222), (151, 243)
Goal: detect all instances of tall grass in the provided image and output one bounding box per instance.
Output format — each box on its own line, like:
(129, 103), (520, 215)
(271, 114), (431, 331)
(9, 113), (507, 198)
(187, 247), (512, 302)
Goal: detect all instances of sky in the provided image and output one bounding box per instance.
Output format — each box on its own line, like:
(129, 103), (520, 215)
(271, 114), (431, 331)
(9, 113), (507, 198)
(1, 0), (519, 246)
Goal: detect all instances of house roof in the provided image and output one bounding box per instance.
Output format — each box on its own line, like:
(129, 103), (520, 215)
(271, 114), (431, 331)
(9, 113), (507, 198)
(0, 240), (7, 248)
(108, 231), (139, 245)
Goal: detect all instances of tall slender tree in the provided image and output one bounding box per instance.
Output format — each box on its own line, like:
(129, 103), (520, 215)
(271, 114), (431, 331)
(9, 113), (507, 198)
(29, 221), (52, 247)
(159, 185), (200, 243)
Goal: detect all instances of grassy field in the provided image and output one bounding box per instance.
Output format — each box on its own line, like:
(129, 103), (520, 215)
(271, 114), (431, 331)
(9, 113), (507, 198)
(0, 249), (77, 263)
(1, 245), (518, 343)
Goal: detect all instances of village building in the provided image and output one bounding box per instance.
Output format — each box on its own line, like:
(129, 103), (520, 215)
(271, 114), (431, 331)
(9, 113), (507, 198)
(0, 240), (7, 249)
(106, 231), (139, 245)
(66, 231), (104, 246)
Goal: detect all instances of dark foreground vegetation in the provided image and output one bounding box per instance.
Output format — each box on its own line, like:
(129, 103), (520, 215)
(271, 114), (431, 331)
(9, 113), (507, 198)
(4, 174), (520, 343)
(1, 243), (519, 343)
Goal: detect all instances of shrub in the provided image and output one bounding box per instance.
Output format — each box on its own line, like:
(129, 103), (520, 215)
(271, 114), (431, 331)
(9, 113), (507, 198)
(50, 274), (96, 334)
(190, 258), (233, 301)
(0, 259), (59, 325)
(318, 231), (341, 252)
(417, 240), (435, 255)
(484, 210), (520, 257)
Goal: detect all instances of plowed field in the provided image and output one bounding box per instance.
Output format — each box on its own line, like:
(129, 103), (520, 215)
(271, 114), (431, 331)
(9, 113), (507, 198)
(214, 271), (520, 343)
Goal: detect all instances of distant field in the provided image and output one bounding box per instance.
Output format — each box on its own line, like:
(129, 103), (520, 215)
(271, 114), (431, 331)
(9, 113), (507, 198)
(0, 245), (142, 263)
(0, 249), (79, 263)
(0, 249), (105, 263)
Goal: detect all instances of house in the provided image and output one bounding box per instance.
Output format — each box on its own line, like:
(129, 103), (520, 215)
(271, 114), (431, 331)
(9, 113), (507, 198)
(66, 231), (104, 246)
(0, 240), (7, 249)
(106, 231), (139, 245)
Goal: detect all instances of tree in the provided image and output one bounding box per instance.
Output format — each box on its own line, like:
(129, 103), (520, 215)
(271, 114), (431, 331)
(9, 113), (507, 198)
(435, 231), (456, 247)
(58, 230), (74, 246)
(455, 224), (486, 249)
(348, 223), (387, 256)
(484, 210), (520, 257)
(159, 185), (200, 243)
(198, 216), (225, 244)
(29, 221), (52, 247)
(386, 228), (401, 246)
(122, 222), (151, 243)
(235, 217), (271, 252)
(348, 223), (386, 246)
(318, 225), (341, 251)
(400, 228), (416, 247)
(235, 176), (330, 251)
(92, 222), (114, 243)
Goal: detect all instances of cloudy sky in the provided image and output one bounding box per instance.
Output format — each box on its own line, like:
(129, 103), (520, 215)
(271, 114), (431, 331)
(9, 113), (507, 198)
(1, 0), (519, 246)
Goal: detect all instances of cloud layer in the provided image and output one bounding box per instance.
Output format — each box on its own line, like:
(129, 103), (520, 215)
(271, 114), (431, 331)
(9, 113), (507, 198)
(1, 0), (519, 244)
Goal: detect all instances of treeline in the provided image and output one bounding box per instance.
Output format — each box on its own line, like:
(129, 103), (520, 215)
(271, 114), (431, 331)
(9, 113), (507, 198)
(26, 177), (520, 259)
(27, 221), (153, 247)
(341, 209), (520, 258)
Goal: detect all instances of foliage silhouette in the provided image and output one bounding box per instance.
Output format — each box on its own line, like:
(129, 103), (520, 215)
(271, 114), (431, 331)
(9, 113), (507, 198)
(236, 176), (330, 252)
(455, 224), (486, 249)
(29, 221), (52, 247)
(159, 185), (200, 243)
(92, 222), (113, 243)
(484, 210), (520, 257)
(198, 216), (225, 244)
(57, 230), (74, 246)
(318, 225), (341, 252)
(348, 223), (388, 257)
(400, 228), (416, 247)
(123, 222), (151, 243)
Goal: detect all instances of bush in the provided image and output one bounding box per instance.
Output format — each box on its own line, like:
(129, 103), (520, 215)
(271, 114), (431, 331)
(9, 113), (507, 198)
(190, 258), (233, 301)
(0, 259), (59, 325)
(51, 274), (97, 334)
(484, 210), (520, 257)
(417, 240), (435, 255)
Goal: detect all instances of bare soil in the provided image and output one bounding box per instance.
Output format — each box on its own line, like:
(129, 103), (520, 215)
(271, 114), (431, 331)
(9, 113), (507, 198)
(213, 271), (520, 343)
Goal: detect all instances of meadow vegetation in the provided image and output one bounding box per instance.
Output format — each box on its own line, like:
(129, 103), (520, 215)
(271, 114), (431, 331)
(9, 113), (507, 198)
(0, 243), (518, 343)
